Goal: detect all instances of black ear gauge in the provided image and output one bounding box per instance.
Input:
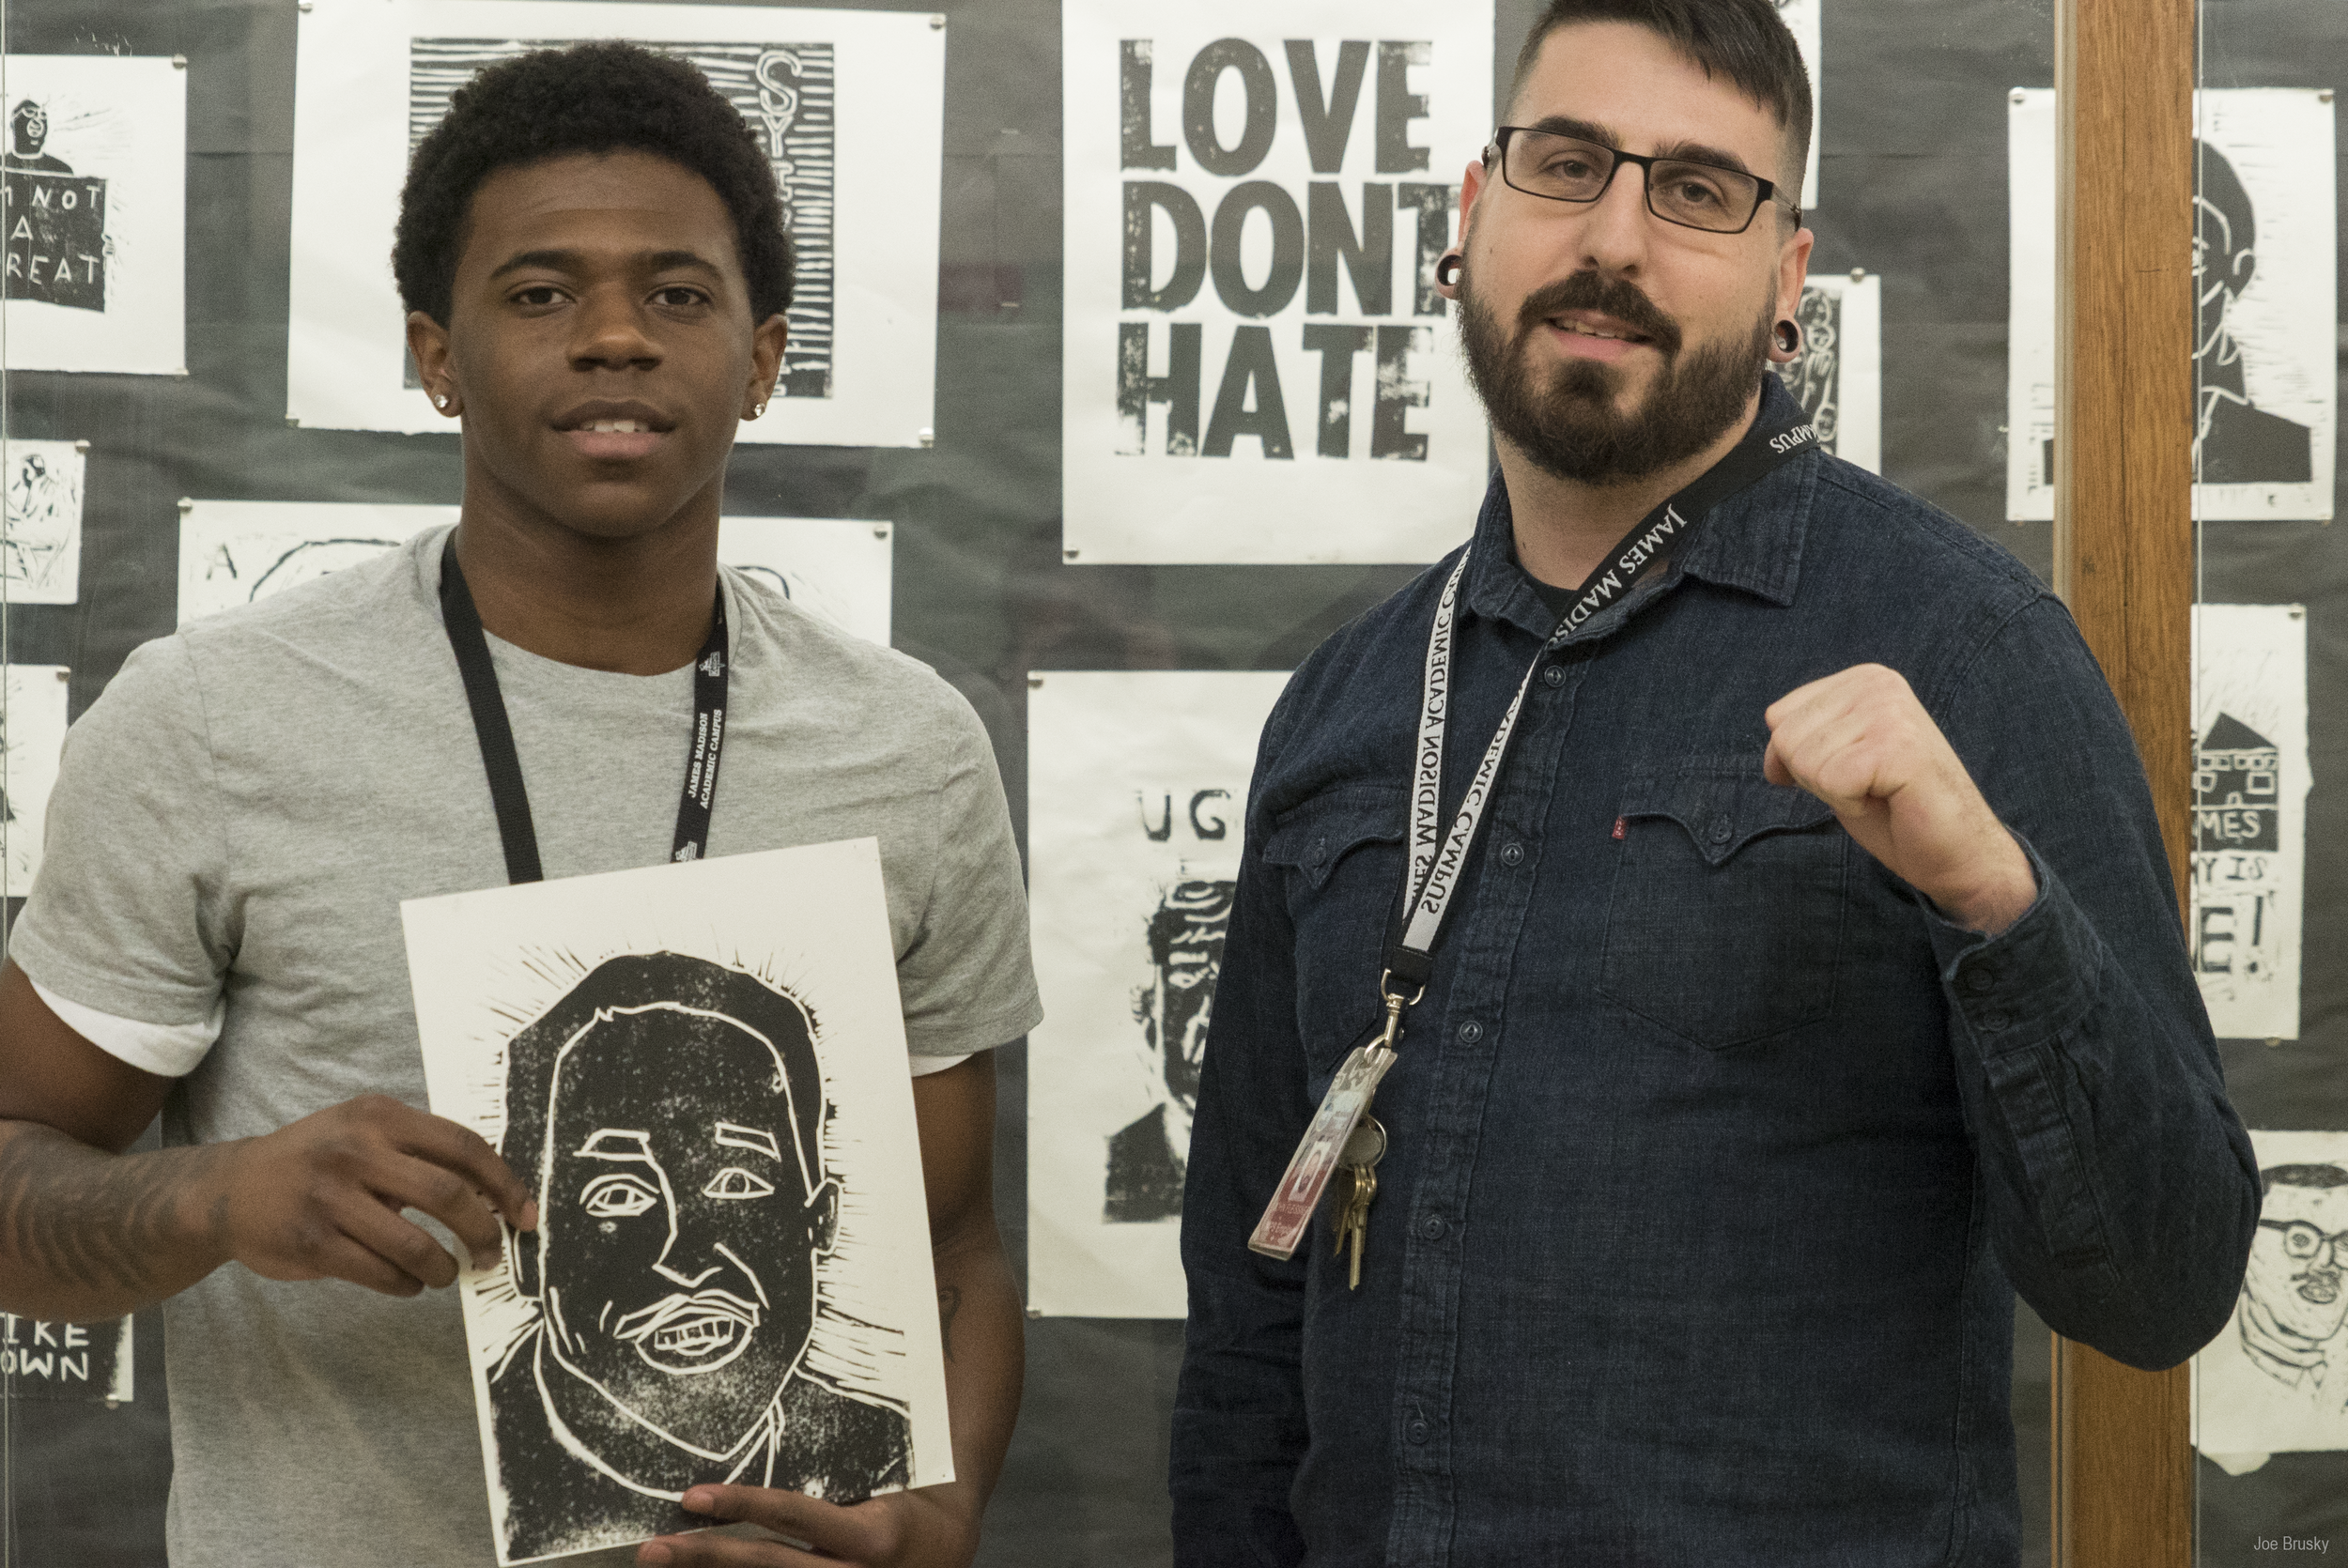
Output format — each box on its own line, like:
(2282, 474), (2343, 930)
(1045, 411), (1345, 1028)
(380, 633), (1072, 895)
(1773, 317), (1802, 355)
(1435, 252), (1465, 288)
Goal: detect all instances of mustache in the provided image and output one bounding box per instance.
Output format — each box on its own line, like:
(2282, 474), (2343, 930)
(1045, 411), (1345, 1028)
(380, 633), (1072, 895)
(1513, 270), (1683, 359)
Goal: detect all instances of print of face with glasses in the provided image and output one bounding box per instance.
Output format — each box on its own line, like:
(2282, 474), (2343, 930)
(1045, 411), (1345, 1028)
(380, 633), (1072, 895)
(2245, 1166), (2348, 1346)
(1485, 126), (1802, 235)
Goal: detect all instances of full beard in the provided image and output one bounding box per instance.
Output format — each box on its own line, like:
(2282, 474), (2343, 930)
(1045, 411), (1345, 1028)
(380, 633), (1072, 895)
(1460, 269), (1773, 487)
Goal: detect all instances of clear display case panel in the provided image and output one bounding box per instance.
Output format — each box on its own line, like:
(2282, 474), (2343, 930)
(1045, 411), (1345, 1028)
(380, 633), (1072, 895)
(2190, 4), (2348, 1565)
(0, 2), (2062, 1563)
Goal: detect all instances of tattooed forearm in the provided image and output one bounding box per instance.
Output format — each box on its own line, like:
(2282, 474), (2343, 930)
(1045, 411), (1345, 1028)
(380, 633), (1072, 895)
(937, 1284), (964, 1362)
(0, 1122), (233, 1321)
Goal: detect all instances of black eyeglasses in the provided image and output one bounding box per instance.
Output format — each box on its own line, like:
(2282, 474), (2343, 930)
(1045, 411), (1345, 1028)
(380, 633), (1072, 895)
(2260, 1218), (2348, 1264)
(1485, 126), (1800, 236)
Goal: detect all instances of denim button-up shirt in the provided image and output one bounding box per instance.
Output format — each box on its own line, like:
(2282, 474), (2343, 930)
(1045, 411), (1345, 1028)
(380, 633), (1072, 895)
(1172, 387), (2260, 1567)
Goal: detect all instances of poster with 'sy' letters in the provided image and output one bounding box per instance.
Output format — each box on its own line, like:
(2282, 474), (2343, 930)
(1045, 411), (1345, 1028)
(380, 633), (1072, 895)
(2009, 89), (2336, 519)
(403, 840), (950, 1565)
(2196, 1130), (2348, 1475)
(2191, 604), (2310, 1041)
(1027, 670), (1288, 1316)
(286, 0), (943, 447)
(3, 665), (70, 898)
(0, 55), (187, 376)
(1062, 1), (1493, 564)
(176, 500), (893, 646)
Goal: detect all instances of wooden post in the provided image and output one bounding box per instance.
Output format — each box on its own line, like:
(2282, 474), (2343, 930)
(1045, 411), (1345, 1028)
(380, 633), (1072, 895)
(2049, 0), (2196, 1564)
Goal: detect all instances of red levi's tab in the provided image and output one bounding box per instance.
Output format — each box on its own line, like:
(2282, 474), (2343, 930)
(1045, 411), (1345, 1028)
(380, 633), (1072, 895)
(1613, 816), (1626, 840)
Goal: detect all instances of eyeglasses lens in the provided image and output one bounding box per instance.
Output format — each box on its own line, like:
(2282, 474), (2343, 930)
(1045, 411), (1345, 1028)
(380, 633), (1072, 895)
(1504, 132), (1761, 235)
(2280, 1222), (2341, 1262)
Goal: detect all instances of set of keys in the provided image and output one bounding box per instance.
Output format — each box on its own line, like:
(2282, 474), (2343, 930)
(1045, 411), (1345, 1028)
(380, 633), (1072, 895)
(1330, 1114), (1387, 1289)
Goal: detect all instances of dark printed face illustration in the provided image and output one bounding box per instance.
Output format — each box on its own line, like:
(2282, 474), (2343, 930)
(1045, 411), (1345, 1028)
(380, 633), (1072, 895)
(2187, 140), (2314, 485)
(528, 1000), (837, 1457)
(1142, 880), (1234, 1111)
(9, 101), (46, 158)
(2244, 1170), (2348, 1348)
(2193, 142), (2257, 363)
(487, 954), (909, 1559)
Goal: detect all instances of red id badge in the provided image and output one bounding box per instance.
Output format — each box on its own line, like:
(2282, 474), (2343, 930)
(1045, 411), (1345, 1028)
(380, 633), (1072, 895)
(1247, 1042), (1398, 1260)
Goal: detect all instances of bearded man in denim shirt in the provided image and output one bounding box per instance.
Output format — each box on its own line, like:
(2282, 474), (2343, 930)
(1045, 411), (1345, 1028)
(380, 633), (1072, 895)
(1171, 2), (2260, 1563)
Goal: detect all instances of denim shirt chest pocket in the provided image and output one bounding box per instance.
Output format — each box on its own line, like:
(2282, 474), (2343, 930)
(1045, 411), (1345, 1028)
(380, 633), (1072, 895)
(1260, 788), (1406, 1073)
(1599, 761), (1850, 1049)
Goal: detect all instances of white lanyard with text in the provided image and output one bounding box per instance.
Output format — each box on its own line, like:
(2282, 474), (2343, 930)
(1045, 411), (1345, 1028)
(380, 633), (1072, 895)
(440, 547), (731, 885)
(1248, 413), (1817, 1266)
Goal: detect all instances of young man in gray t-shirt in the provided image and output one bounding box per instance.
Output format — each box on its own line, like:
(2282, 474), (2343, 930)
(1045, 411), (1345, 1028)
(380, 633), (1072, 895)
(0, 44), (1038, 1568)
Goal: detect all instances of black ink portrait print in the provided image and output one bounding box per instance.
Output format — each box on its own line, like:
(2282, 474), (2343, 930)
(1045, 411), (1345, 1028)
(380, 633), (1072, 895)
(1770, 284), (1841, 454)
(2234, 1163), (2348, 1400)
(1107, 878), (1234, 1222)
(487, 953), (908, 1562)
(2194, 141), (2314, 484)
(3, 97), (107, 313)
(406, 38), (838, 400)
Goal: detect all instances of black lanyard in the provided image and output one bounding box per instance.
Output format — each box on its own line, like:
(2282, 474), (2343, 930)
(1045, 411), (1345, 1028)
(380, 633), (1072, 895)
(1382, 410), (1818, 995)
(439, 546), (731, 885)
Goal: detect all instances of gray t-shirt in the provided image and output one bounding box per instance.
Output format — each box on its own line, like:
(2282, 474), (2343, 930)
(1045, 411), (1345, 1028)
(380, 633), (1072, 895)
(11, 527), (1042, 1568)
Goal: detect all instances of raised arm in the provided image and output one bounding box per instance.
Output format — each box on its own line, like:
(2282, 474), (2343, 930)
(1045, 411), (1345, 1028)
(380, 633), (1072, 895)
(1764, 601), (2260, 1368)
(0, 960), (538, 1324)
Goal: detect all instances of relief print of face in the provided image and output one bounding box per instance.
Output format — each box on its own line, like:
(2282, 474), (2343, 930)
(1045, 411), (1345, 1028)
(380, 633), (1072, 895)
(535, 1004), (837, 1456)
(2247, 1181), (2348, 1346)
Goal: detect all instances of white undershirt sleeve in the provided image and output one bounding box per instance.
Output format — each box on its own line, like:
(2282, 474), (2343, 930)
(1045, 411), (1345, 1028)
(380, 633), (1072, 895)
(30, 977), (224, 1079)
(909, 1053), (970, 1078)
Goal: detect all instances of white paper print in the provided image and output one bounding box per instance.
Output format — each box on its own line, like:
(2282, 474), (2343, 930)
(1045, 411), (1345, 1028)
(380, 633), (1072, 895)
(1, 1313), (131, 1404)
(1027, 670), (1288, 1316)
(176, 500), (451, 625)
(716, 517), (891, 647)
(1769, 270), (1877, 472)
(178, 500), (891, 643)
(3, 664), (70, 899)
(287, 1), (944, 447)
(2196, 1130), (2348, 1475)
(0, 55), (187, 377)
(2190, 604), (2310, 1041)
(1772, 0), (1822, 211)
(2009, 89), (2336, 520)
(1062, 1), (1493, 563)
(2, 438), (85, 603)
(402, 840), (950, 1565)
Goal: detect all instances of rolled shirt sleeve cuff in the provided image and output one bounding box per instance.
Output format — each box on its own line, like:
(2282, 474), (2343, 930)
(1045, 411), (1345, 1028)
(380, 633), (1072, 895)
(29, 976), (223, 1079)
(1917, 837), (2106, 1053)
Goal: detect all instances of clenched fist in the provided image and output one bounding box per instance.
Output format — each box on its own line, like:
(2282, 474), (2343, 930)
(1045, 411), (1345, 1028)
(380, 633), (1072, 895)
(1763, 664), (2037, 936)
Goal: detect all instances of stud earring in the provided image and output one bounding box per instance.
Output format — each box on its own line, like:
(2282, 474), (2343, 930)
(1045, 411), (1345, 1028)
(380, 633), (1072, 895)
(1773, 318), (1802, 356)
(1435, 252), (1464, 288)
(754, 401), (768, 417)
(434, 393), (450, 409)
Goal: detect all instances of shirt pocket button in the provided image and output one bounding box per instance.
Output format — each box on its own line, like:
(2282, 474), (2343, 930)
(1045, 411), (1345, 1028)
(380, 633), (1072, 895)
(1707, 813), (1734, 845)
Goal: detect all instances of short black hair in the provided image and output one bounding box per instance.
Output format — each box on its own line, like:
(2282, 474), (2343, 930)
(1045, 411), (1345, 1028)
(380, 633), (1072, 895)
(393, 40), (794, 328)
(1509, 0), (1813, 208)
(2262, 1162), (2348, 1196)
(501, 953), (829, 1198)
